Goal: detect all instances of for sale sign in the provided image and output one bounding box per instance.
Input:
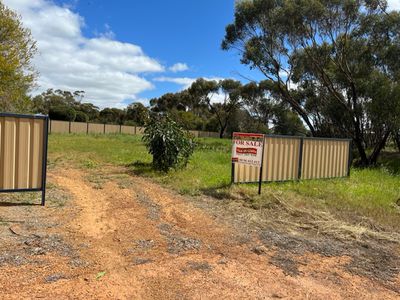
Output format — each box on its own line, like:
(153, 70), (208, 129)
(232, 132), (265, 167)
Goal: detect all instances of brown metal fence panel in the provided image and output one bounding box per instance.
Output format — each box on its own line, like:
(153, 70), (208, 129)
(70, 121), (87, 133)
(0, 115), (46, 190)
(234, 135), (351, 183)
(51, 120), (69, 133)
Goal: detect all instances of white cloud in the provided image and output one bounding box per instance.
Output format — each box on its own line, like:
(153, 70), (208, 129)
(169, 63), (189, 72)
(3, 0), (166, 108)
(388, 0), (400, 11)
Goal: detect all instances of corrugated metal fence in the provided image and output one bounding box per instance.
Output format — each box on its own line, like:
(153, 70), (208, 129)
(49, 120), (220, 138)
(233, 135), (351, 183)
(0, 113), (49, 205)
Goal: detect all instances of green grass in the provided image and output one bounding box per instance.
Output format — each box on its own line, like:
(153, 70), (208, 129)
(48, 133), (400, 231)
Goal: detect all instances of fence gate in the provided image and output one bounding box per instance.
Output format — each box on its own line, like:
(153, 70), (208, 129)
(0, 113), (49, 205)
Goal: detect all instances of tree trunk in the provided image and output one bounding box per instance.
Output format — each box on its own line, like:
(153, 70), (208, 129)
(219, 126), (226, 139)
(394, 132), (400, 152)
(353, 136), (369, 166)
(368, 130), (390, 165)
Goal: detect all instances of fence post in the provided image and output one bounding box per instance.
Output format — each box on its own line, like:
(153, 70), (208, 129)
(69, 121), (71, 134)
(41, 116), (49, 206)
(297, 137), (304, 180)
(49, 119), (52, 134)
(258, 135), (266, 195)
(103, 123), (106, 134)
(347, 141), (352, 177)
(119, 124), (122, 134)
(86, 122), (89, 134)
(231, 162), (235, 184)
(134, 126), (137, 135)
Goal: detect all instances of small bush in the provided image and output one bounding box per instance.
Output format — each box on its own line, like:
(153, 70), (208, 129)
(143, 116), (195, 172)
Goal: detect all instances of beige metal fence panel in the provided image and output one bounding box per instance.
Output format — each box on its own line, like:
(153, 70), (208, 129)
(71, 121), (87, 133)
(234, 135), (351, 183)
(105, 124), (120, 134)
(51, 120), (69, 133)
(301, 139), (349, 179)
(189, 130), (199, 138)
(88, 123), (104, 134)
(136, 126), (145, 134)
(234, 136), (301, 183)
(0, 116), (45, 190)
(268, 136), (298, 182)
(50, 121), (219, 137)
(121, 125), (135, 135)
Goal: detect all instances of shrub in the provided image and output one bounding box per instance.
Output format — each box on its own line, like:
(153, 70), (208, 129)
(143, 116), (195, 172)
(49, 105), (76, 121)
(75, 111), (89, 122)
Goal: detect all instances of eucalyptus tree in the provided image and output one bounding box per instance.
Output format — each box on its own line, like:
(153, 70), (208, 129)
(188, 78), (243, 138)
(222, 0), (400, 165)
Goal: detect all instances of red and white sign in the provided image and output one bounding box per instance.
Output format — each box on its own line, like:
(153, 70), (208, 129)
(232, 132), (264, 167)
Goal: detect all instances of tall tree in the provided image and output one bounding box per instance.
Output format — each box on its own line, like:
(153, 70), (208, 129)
(188, 79), (243, 138)
(222, 0), (400, 165)
(126, 102), (149, 125)
(0, 2), (37, 112)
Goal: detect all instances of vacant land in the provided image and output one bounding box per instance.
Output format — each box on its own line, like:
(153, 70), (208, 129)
(0, 133), (399, 299)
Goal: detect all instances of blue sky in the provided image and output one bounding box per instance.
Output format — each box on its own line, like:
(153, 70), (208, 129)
(81, 0), (261, 101)
(4, 0), (264, 108)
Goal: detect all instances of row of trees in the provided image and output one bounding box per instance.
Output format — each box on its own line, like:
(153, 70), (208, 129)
(150, 78), (306, 138)
(222, 0), (400, 166)
(31, 89), (149, 126)
(28, 80), (306, 139)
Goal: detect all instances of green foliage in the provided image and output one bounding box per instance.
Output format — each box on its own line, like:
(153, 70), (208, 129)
(222, 0), (400, 165)
(126, 102), (149, 125)
(168, 110), (205, 130)
(49, 105), (76, 121)
(0, 3), (37, 113)
(142, 116), (195, 172)
(75, 111), (89, 122)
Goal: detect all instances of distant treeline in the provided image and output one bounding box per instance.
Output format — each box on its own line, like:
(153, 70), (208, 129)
(29, 81), (307, 139)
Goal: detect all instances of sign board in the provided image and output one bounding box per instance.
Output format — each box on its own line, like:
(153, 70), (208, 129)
(232, 132), (265, 167)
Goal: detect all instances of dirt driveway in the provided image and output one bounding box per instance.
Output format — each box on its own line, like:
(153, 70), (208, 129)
(0, 166), (399, 299)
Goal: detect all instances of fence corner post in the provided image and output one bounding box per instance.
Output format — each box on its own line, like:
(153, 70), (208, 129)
(347, 140), (353, 177)
(41, 116), (49, 206)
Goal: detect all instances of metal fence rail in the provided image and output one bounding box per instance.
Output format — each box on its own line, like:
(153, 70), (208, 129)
(0, 113), (49, 205)
(48, 120), (220, 138)
(233, 135), (351, 183)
